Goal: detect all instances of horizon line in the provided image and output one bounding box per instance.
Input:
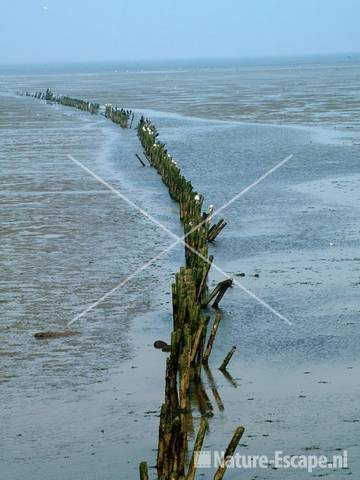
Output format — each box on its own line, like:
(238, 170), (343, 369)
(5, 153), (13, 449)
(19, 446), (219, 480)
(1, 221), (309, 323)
(1, 51), (360, 68)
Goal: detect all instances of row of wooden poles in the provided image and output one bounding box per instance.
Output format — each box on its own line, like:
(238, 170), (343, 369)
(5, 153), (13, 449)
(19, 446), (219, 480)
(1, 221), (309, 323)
(20, 89), (135, 128)
(137, 116), (244, 480)
(105, 104), (134, 129)
(19, 88), (100, 114)
(19, 88), (134, 128)
(19, 91), (244, 479)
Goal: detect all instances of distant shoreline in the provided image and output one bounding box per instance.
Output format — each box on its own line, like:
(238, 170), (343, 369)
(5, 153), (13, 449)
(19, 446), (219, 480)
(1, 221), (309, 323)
(1, 52), (360, 74)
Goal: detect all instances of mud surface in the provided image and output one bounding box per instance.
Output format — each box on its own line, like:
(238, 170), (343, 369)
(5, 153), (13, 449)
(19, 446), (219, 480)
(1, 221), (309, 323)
(1, 60), (359, 478)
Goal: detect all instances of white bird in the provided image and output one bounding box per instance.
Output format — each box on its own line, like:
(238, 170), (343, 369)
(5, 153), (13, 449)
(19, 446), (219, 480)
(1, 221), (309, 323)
(194, 194), (200, 201)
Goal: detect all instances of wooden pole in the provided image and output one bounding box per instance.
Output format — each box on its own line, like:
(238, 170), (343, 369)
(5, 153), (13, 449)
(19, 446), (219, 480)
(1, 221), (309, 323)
(219, 346), (236, 371)
(202, 312), (222, 364)
(186, 417), (208, 480)
(213, 427), (245, 480)
(196, 255), (213, 302)
(203, 279), (232, 308)
(135, 153), (146, 167)
(130, 113), (135, 128)
(139, 461), (149, 480)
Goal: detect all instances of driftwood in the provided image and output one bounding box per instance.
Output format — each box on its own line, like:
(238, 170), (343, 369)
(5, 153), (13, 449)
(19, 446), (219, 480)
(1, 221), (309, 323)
(34, 331), (80, 339)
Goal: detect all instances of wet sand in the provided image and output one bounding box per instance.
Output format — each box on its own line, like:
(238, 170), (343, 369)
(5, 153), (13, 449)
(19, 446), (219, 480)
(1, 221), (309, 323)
(1, 61), (360, 478)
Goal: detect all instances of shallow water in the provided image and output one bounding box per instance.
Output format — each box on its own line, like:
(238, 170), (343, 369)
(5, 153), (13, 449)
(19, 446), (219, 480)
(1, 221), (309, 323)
(1, 60), (359, 478)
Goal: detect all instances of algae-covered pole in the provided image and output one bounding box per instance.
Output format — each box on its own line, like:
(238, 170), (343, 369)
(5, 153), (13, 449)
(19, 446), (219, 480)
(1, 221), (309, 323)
(136, 115), (236, 479)
(213, 426), (245, 480)
(139, 461), (149, 480)
(105, 104), (132, 128)
(219, 346), (236, 371)
(20, 91), (132, 128)
(21, 89), (100, 114)
(196, 254), (213, 303)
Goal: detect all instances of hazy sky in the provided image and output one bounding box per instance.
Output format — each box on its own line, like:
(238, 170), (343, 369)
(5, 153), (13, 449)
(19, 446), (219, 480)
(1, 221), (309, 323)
(1, 0), (359, 64)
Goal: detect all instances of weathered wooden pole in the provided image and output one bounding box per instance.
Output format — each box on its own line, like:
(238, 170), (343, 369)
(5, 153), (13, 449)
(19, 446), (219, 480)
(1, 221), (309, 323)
(213, 426), (245, 480)
(139, 461), (149, 480)
(202, 311), (222, 364)
(186, 417), (208, 480)
(219, 346), (236, 371)
(203, 279), (232, 308)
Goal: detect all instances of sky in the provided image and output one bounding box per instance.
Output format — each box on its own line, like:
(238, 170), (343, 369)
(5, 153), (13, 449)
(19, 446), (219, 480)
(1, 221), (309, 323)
(0, 0), (359, 64)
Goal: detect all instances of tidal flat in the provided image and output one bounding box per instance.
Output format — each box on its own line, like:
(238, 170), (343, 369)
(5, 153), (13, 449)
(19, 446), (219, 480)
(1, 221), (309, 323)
(1, 59), (359, 478)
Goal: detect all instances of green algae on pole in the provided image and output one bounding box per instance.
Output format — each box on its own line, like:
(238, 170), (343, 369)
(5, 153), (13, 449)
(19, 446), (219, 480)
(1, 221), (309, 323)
(105, 104), (132, 128)
(139, 462), (149, 480)
(21, 88), (100, 114)
(19, 90), (133, 128)
(136, 116), (237, 479)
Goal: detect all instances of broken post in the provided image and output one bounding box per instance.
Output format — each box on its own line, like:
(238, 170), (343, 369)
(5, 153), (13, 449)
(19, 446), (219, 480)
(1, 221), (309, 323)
(139, 461), (149, 480)
(202, 311), (222, 364)
(203, 279), (232, 309)
(219, 346), (236, 371)
(208, 219), (227, 242)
